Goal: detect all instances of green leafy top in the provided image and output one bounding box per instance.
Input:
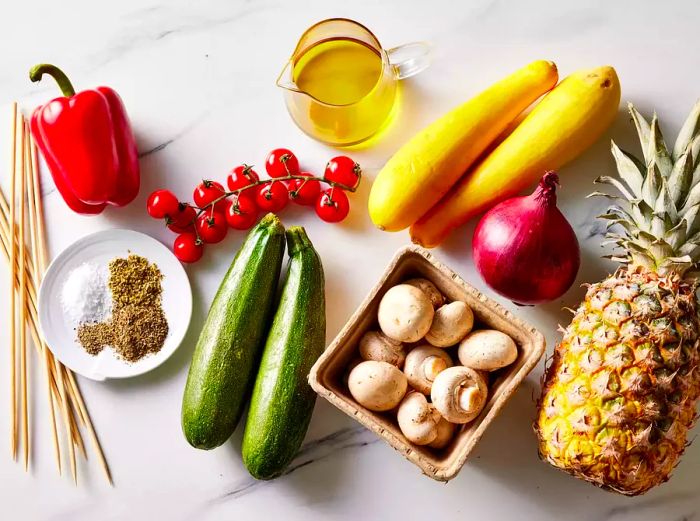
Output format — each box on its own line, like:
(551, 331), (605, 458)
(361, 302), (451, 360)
(592, 101), (700, 276)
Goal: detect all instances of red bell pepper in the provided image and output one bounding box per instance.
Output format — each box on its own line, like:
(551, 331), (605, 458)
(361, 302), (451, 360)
(29, 64), (140, 215)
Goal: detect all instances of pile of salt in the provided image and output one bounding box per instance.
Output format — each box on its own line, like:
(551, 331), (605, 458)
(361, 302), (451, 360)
(60, 262), (112, 325)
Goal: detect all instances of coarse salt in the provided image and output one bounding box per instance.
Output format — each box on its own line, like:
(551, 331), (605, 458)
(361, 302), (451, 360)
(61, 262), (112, 326)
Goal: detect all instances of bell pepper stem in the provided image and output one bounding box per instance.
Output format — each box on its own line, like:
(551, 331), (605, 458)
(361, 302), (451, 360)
(29, 64), (76, 97)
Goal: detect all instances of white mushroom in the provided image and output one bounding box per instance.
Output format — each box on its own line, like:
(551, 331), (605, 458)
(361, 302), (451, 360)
(425, 301), (474, 347)
(348, 360), (407, 412)
(431, 366), (488, 424)
(458, 329), (518, 371)
(343, 358), (363, 387)
(396, 392), (443, 445)
(378, 284), (434, 343)
(359, 330), (406, 368)
(403, 345), (453, 394)
(404, 278), (445, 309)
(428, 418), (456, 449)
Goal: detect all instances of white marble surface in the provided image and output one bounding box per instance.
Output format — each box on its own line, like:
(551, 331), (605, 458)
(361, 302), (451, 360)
(1, 0), (700, 519)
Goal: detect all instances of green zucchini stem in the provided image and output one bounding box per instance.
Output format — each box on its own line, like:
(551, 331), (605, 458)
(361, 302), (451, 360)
(286, 226), (312, 255)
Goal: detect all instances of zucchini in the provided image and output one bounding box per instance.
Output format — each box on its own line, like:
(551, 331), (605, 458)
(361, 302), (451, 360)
(241, 226), (325, 479)
(181, 214), (285, 449)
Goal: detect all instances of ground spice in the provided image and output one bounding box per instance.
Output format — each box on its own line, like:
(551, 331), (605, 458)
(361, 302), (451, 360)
(76, 322), (112, 356)
(111, 305), (169, 362)
(76, 253), (169, 363)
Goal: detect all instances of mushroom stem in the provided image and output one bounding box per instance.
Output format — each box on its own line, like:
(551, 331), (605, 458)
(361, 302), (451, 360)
(431, 366), (488, 424)
(458, 386), (482, 412)
(404, 345), (453, 395)
(423, 356), (448, 381)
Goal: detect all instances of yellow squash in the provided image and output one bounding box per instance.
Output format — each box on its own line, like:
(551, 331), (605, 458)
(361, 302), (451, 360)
(368, 60), (558, 232)
(411, 66), (621, 247)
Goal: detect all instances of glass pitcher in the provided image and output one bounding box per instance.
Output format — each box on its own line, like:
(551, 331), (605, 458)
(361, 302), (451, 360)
(277, 18), (431, 146)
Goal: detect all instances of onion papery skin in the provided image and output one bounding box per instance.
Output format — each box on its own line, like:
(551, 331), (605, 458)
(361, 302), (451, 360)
(472, 172), (580, 305)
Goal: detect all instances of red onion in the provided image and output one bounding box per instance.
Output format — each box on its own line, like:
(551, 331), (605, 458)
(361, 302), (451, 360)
(472, 171), (580, 305)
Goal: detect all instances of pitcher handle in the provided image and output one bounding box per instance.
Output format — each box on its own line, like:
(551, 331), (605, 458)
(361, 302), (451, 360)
(387, 41), (432, 80)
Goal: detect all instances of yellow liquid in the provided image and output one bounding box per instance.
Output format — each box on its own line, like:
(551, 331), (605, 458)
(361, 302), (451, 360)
(289, 38), (397, 145)
(293, 38), (382, 105)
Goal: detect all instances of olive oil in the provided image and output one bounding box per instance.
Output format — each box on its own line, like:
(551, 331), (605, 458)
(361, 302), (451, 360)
(290, 37), (397, 145)
(293, 38), (383, 105)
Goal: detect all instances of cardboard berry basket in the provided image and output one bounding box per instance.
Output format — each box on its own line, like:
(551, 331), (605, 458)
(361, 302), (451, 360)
(309, 245), (546, 481)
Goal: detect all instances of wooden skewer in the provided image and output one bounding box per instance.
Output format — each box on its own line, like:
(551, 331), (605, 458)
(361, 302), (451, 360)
(0, 192), (70, 469)
(52, 345), (76, 481)
(0, 254), (82, 465)
(18, 118), (29, 470)
(63, 367), (87, 427)
(18, 138), (74, 484)
(29, 140), (48, 274)
(66, 404), (87, 459)
(15, 137), (75, 484)
(28, 133), (112, 485)
(3, 237), (76, 483)
(0, 213), (77, 482)
(24, 121), (59, 474)
(0, 110), (112, 485)
(64, 368), (112, 485)
(0, 168), (79, 480)
(9, 102), (18, 459)
(0, 196), (63, 398)
(0, 197), (41, 329)
(0, 208), (55, 375)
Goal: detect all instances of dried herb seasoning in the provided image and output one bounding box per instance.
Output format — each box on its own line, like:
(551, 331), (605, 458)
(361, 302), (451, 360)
(108, 254), (163, 309)
(76, 253), (169, 362)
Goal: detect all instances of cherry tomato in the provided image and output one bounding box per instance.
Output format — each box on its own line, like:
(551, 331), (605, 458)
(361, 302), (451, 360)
(265, 148), (300, 178)
(324, 156), (361, 189)
(227, 164), (260, 194)
(225, 197), (259, 230)
(174, 233), (204, 263)
(227, 165), (259, 205)
(196, 212), (228, 243)
(147, 189), (179, 219)
(193, 180), (226, 210)
(315, 188), (350, 223)
(256, 181), (289, 213)
(288, 172), (321, 206)
(167, 204), (197, 233)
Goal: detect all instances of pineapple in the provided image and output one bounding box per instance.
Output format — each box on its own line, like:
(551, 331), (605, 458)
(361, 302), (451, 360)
(536, 101), (700, 496)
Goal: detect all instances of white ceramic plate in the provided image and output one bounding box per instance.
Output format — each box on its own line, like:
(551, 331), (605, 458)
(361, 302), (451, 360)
(38, 229), (192, 380)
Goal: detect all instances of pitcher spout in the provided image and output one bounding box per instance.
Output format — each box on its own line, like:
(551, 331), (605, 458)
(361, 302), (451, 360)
(276, 61), (298, 91)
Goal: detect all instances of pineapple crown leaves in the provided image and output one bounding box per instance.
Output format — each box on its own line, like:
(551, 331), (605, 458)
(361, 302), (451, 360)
(591, 100), (700, 276)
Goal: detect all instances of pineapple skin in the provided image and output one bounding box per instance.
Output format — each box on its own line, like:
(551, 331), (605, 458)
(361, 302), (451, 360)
(536, 267), (700, 496)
